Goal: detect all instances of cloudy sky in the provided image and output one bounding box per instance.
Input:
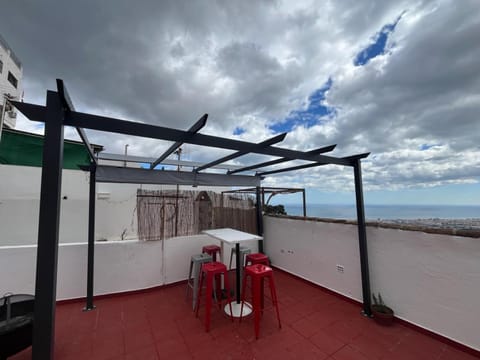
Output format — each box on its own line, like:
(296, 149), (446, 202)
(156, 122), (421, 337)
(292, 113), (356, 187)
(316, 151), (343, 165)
(1, 0), (479, 205)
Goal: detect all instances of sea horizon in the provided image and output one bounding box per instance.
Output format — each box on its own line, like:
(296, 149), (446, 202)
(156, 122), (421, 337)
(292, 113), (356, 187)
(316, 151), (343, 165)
(282, 203), (480, 220)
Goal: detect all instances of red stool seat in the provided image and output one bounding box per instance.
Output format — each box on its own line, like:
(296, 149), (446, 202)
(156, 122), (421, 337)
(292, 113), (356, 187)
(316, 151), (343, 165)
(195, 261), (233, 332)
(245, 252), (269, 266)
(202, 244), (221, 262)
(240, 264), (281, 339)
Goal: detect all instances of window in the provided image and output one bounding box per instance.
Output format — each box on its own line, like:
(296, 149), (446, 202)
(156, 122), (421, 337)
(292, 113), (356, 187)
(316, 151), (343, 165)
(0, 59), (3, 73)
(8, 71), (17, 88)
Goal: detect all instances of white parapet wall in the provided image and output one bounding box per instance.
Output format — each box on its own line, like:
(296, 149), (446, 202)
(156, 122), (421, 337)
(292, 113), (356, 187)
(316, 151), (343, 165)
(263, 215), (480, 352)
(0, 164), (230, 246)
(0, 165), (188, 245)
(0, 235), (259, 300)
(0, 165), (140, 245)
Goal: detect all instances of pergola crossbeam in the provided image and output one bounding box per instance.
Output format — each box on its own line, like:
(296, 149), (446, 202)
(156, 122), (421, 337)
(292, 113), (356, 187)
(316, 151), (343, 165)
(342, 152), (371, 161)
(56, 79), (97, 165)
(194, 132), (287, 172)
(150, 114), (207, 169)
(12, 101), (352, 166)
(9, 101), (45, 120)
(227, 144), (336, 175)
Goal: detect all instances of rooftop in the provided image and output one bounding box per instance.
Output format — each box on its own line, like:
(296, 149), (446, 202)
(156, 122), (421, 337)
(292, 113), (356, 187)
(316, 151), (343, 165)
(8, 270), (478, 360)
(0, 34), (22, 69)
(4, 81), (479, 359)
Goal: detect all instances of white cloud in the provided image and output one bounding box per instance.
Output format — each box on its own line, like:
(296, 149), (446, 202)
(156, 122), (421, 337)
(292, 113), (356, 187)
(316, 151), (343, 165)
(1, 0), (479, 198)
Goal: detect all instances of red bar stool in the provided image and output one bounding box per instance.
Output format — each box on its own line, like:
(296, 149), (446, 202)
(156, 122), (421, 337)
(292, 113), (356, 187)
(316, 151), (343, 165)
(240, 264), (281, 339)
(202, 244), (222, 262)
(245, 252), (270, 266)
(195, 261), (233, 332)
(244, 253), (270, 315)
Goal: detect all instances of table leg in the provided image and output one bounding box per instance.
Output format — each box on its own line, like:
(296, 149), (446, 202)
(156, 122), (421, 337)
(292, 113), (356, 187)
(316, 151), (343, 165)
(220, 242), (225, 263)
(235, 242), (241, 303)
(225, 242), (252, 317)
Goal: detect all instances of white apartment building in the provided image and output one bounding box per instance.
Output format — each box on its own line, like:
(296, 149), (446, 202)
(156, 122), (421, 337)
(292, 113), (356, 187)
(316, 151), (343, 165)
(0, 34), (23, 129)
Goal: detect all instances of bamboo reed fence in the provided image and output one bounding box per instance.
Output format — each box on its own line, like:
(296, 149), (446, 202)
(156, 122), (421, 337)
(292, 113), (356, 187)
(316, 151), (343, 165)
(137, 189), (256, 241)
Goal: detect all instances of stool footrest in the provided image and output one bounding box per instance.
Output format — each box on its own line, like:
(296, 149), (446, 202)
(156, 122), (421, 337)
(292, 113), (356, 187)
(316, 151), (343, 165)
(240, 264), (281, 339)
(195, 262), (234, 332)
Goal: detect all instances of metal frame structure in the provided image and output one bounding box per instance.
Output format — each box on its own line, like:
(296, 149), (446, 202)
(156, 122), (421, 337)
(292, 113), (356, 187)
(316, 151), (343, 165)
(222, 187), (307, 216)
(12, 79), (372, 360)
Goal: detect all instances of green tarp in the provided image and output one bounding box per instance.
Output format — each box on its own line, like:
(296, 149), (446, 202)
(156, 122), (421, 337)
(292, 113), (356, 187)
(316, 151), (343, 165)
(0, 129), (100, 169)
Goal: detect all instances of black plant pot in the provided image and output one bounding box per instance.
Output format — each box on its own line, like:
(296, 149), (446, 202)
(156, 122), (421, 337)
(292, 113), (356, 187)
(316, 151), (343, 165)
(0, 294), (35, 360)
(371, 304), (394, 326)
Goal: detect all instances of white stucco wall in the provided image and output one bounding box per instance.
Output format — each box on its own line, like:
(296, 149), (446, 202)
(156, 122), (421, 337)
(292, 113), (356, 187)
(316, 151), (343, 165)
(0, 164), (231, 245)
(0, 212), (478, 350)
(0, 165), (89, 245)
(0, 235), (258, 300)
(0, 165), (177, 245)
(263, 216), (480, 352)
(263, 217), (363, 300)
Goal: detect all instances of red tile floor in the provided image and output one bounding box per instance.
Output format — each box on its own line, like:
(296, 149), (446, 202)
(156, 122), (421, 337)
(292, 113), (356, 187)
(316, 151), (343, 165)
(11, 269), (479, 360)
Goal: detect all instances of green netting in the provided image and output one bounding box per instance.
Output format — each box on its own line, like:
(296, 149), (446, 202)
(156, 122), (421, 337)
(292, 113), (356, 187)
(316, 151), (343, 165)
(0, 130), (94, 170)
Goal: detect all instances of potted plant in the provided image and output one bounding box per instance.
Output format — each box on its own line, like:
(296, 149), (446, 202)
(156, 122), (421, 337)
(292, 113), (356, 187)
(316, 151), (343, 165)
(371, 293), (394, 326)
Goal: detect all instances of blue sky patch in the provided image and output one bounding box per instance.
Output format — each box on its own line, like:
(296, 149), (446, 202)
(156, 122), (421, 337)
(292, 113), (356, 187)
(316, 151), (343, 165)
(269, 78), (334, 133)
(233, 127), (245, 135)
(354, 15), (403, 66)
(140, 162), (176, 170)
(419, 144), (439, 151)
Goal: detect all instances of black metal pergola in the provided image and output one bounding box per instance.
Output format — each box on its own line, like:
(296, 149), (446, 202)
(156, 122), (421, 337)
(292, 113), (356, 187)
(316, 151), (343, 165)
(222, 187), (308, 217)
(12, 80), (371, 360)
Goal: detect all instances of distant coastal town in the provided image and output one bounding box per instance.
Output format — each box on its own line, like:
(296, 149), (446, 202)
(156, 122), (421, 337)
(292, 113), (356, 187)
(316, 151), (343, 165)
(284, 204), (479, 227)
(379, 218), (480, 231)
(280, 204), (480, 238)
(365, 218), (480, 239)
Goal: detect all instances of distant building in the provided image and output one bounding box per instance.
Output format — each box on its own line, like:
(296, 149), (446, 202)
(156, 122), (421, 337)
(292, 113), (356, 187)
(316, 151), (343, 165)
(0, 34), (23, 129)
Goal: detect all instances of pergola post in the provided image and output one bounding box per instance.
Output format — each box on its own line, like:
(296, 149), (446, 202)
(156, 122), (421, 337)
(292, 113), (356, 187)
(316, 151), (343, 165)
(32, 91), (64, 360)
(84, 163), (96, 311)
(255, 186), (264, 253)
(353, 159), (372, 316)
(261, 187), (265, 210)
(302, 189), (307, 217)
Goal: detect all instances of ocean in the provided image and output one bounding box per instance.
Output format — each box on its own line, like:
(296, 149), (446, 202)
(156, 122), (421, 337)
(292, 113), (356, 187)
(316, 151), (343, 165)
(283, 204), (480, 220)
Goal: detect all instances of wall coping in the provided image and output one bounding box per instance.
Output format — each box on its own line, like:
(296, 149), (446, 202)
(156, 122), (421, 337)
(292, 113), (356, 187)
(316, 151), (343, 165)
(265, 214), (480, 238)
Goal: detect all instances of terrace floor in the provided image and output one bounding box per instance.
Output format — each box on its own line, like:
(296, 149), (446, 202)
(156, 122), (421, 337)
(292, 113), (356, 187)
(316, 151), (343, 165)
(10, 269), (479, 360)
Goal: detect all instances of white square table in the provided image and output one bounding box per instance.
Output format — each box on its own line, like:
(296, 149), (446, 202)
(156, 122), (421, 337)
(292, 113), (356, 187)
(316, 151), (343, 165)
(203, 228), (262, 317)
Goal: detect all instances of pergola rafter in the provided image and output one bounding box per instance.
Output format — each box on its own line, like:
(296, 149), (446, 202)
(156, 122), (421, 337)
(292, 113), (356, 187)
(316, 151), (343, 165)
(194, 132), (287, 173)
(227, 144), (337, 175)
(98, 152), (244, 171)
(11, 79), (372, 360)
(150, 114), (207, 169)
